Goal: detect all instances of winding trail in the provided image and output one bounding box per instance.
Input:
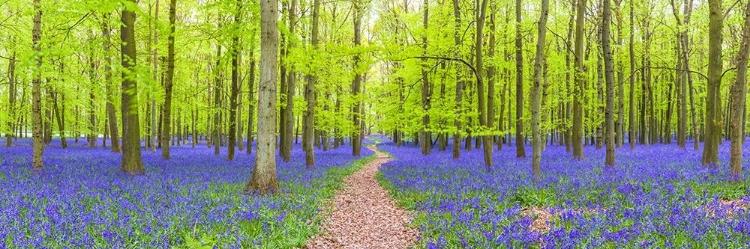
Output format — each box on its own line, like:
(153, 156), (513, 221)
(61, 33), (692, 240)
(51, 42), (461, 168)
(305, 145), (418, 249)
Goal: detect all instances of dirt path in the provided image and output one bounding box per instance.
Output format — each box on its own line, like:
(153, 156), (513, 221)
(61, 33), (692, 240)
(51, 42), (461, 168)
(305, 145), (418, 249)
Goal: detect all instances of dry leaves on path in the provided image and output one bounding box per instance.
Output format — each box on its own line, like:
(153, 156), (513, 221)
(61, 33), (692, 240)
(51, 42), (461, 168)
(305, 145), (419, 249)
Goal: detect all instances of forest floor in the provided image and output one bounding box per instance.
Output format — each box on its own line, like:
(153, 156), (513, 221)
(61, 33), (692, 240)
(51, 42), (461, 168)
(305, 145), (418, 249)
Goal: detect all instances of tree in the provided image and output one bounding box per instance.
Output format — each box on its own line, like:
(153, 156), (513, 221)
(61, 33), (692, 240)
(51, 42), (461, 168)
(227, 0), (242, 161)
(476, 0), (492, 168)
(120, 0), (145, 175)
(281, 0), (298, 162)
(420, 0), (432, 156)
(351, 0), (363, 157)
(161, 0), (176, 160)
(602, 0), (615, 167)
(31, 0), (44, 171)
(245, 0), (279, 195)
(702, 0), (722, 167)
(729, 0), (750, 180)
(514, 0), (526, 158)
(303, 0), (320, 168)
(531, 0), (550, 179)
(572, 0), (585, 160)
(102, 14), (120, 153)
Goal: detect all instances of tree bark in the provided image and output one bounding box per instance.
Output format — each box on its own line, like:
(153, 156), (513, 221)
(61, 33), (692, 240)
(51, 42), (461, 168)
(572, 0), (586, 160)
(213, 46), (222, 155)
(514, 0), (526, 158)
(247, 49), (256, 154)
(228, 0), (242, 161)
(120, 0), (145, 175)
(303, 0), (320, 168)
(6, 51), (16, 147)
(245, 0), (279, 195)
(602, 0), (616, 166)
(421, 0), (432, 156)
(101, 15), (120, 153)
(281, 0), (297, 162)
(31, 0), (44, 171)
(452, 0), (463, 159)
(729, 0), (750, 180)
(351, 0), (363, 157)
(161, 0), (176, 159)
(531, 0), (550, 179)
(703, 0), (722, 166)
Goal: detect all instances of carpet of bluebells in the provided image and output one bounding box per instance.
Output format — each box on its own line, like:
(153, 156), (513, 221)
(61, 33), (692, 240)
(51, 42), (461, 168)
(378, 138), (750, 248)
(0, 137), (374, 248)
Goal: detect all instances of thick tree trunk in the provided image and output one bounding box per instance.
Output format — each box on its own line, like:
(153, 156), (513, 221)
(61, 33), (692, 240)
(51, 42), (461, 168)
(729, 0), (750, 180)
(476, 0), (492, 168)
(703, 0), (722, 166)
(31, 0), (44, 171)
(245, 0), (279, 195)
(572, 0), (586, 160)
(120, 0), (145, 175)
(531, 0), (549, 179)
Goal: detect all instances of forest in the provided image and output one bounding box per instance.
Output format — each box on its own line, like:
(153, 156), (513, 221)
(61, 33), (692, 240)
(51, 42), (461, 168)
(1, 0), (750, 247)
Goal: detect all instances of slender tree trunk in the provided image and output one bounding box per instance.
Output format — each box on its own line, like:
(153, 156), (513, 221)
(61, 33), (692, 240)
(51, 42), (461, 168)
(227, 0), (242, 161)
(161, 0), (176, 159)
(514, 0), (526, 158)
(351, 0), (363, 157)
(6, 51), (16, 147)
(303, 0), (320, 168)
(476, 0), (492, 167)
(151, 0), (159, 153)
(602, 0), (616, 166)
(421, 0), (432, 155)
(101, 15), (120, 153)
(213, 46), (222, 155)
(531, 0), (549, 179)
(614, 0), (624, 147)
(120, 0), (145, 175)
(572, 0), (586, 160)
(247, 49), (256, 154)
(729, 0), (750, 180)
(281, 0), (297, 162)
(245, 0), (279, 195)
(452, 0), (463, 159)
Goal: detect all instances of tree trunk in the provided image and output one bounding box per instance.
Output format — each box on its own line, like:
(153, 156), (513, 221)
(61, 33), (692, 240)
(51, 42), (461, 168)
(31, 0), (44, 171)
(245, 0), (279, 195)
(572, 0), (586, 160)
(514, 0), (526, 158)
(101, 15), (120, 153)
(120, 0), (145, 175)
(729, 0), (750, 180)
(247, 49), (256, 154)
(281, 0), (297, 162)
(214, 46), (222, 155)
(452, 0), (463, 159)
(703, 0), (722, 166)
(602, 0), (616, 166)
(227, 0), (242, 161)
(161, 0), (176, 159)
(151, 0), (159, 153)
(351, 0), (363, 157)
(303, 0), (320, 168)
(421, 0), (432, 156)
(531, 0), (549, 179)
(6, 51), (16, 147)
